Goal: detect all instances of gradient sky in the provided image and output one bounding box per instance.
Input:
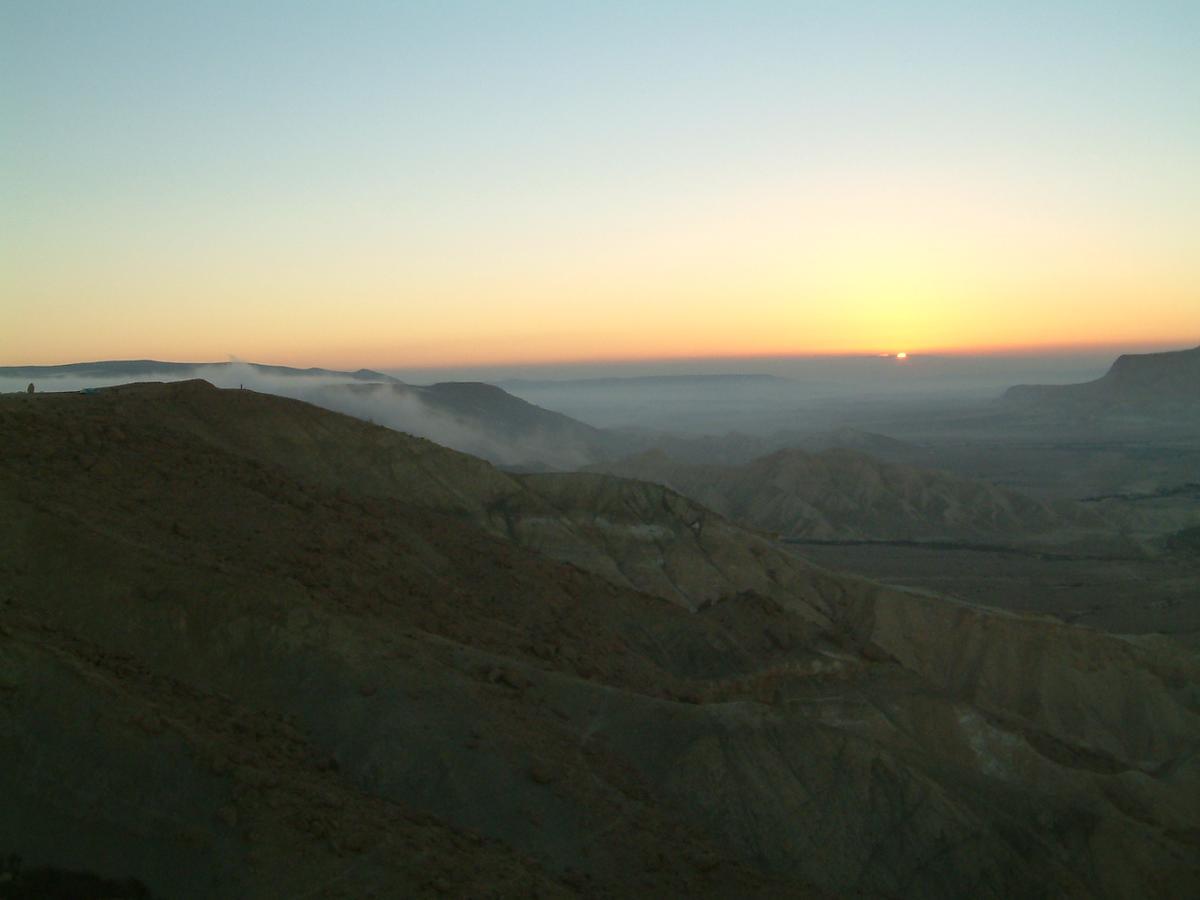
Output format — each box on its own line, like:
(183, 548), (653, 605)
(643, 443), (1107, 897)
(3, 1), (1198, 368)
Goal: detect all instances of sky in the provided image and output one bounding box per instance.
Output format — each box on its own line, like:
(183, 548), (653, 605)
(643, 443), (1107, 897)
(3, 1), (1198, 369)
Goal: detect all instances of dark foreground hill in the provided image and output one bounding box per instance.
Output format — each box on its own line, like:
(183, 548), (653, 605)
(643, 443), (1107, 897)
(1, 381), (1198, 898)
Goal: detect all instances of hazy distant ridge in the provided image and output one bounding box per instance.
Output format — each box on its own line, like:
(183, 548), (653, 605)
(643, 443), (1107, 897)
(0, 359), (400, 383)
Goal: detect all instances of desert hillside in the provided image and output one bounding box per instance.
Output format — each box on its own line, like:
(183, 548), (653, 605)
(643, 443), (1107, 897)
(1, 381), (1198, 898)
(591, 446), (1114, 548)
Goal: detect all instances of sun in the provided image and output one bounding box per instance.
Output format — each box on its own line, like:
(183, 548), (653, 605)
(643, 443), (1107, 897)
(896, 351), (908, 359)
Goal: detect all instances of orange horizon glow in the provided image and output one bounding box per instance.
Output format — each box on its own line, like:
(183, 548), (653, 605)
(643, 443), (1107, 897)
(3, 334), (1195, 375)
(6, 165), (1197, 369)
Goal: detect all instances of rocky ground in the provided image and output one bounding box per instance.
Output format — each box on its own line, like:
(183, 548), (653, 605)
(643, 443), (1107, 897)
(1, 381), (1197, 898)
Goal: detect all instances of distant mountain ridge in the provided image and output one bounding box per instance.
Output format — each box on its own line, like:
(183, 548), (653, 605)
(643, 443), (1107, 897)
(0, 359), (399, 383)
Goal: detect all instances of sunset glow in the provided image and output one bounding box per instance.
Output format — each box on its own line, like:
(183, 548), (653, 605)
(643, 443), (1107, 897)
(3, 2), (1198, 368)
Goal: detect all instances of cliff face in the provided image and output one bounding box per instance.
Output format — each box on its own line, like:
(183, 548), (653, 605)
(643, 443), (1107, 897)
(1, 381), (1197, 898)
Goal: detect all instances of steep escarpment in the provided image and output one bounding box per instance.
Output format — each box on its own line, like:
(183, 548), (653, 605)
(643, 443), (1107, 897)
(1004, 344), (1200, 413)
(1, 382), (1197, 898)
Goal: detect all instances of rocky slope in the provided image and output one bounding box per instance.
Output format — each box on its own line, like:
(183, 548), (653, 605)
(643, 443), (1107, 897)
(1, 381), (1197, 898)
(590, 447), (1114, 548)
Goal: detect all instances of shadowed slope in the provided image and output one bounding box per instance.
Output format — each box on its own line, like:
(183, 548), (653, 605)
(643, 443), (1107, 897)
(1, 381), (1197, 898)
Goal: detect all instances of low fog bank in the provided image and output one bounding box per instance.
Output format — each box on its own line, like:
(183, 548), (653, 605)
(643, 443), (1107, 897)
(479, 354), (1116, 433)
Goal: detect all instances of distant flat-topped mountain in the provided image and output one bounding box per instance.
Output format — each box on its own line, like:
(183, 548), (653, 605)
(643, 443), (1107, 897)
(1004, 344), (1200, 411)
(0, 358), (625, 470)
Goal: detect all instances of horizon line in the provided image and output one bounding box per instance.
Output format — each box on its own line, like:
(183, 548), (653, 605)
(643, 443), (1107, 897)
(3, 338), (1197, 373)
